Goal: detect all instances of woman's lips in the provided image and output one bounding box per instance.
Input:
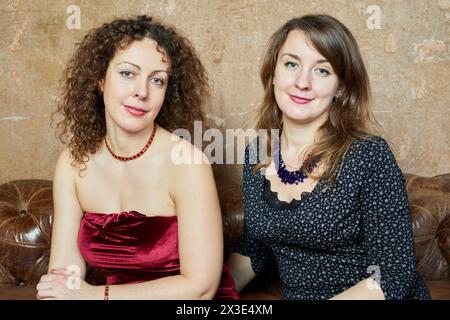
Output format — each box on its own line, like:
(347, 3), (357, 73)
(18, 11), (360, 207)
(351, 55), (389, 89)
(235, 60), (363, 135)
(289, 95), (313, 105)
(124, 105), (147, 116)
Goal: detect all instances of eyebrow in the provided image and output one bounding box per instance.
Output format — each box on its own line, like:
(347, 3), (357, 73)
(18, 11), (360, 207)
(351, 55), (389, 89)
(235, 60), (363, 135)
(280, 53), (329, 64)
(117, 61), (169, 74)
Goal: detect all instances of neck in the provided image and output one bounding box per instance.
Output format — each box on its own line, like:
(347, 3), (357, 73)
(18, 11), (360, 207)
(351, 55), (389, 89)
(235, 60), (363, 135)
(104, 122), (155, 158)
(281, 115), (323, 155)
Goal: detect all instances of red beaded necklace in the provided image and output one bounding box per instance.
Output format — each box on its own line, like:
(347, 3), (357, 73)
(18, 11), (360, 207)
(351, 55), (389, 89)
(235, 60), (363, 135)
(105, 124), (157, 162)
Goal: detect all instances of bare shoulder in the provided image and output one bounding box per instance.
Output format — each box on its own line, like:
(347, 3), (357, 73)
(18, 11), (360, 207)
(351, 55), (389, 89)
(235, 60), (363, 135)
(57, 147), (71, 162)
(54, 147), (78, 180)
(56, 147), (73, 169)
(154, 128), (215, 202)
(158, 127), (211, 168)
(53, 147), (84, 219)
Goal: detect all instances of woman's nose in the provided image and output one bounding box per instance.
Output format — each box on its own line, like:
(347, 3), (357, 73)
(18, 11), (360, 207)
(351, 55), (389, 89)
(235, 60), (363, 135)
(133, 80), (148, 99)
(295, 71), (311, 91)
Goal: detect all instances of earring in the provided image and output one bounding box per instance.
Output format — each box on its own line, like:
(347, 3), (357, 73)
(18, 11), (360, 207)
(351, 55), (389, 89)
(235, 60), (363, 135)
(333, 90), (342, 103)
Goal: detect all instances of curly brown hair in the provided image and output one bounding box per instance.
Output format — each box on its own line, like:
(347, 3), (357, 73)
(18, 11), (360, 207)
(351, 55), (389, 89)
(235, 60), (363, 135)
(54, 15), (208, 169)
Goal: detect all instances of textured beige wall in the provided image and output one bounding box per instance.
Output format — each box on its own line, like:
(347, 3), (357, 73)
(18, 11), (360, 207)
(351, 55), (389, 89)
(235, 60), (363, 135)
(1, 0), (449, 185)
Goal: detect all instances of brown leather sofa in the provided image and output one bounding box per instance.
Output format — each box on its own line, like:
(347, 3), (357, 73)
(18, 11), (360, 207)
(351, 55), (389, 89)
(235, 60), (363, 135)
(0, 173), (449, 300)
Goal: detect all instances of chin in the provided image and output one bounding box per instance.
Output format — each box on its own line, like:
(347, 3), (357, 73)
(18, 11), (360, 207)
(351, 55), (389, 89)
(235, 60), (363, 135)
(281, 109), (310, 121)
(115, 121), (150, 133)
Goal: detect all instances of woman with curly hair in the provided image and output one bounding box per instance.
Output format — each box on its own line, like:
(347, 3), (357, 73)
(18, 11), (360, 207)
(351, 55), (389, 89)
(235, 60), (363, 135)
(228, 14), (430, 300)
(36, 15), (238, 300)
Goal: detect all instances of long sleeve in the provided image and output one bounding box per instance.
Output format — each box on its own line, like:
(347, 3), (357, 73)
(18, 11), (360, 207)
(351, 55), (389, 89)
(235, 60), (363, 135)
(360, 138), (419, 299)
(234, 227), (273, 274)
(234, 143), (273, 274)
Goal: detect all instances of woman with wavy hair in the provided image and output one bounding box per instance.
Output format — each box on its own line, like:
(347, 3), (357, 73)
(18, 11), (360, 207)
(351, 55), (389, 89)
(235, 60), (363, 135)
(36, 15), (238, 300)
(228, 14), (430, 300)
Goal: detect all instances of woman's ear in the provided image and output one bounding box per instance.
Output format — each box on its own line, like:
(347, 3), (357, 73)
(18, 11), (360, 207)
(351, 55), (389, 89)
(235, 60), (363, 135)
(98, 80), (104, 93)
(333, 87), (343, 104)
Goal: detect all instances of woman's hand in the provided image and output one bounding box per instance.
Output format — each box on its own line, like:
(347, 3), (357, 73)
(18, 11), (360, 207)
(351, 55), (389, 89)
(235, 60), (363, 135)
(36, 268), (98, 300)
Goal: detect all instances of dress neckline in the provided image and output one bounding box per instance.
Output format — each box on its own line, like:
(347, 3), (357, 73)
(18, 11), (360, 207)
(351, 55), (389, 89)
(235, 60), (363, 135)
(83, 210), (177, 219)
(262, 175), (324, 210)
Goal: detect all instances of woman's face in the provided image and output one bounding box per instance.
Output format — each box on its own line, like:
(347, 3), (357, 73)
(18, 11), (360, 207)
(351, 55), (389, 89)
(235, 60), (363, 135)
(100, 38), (170, 133)
(273, 29), (339, 126)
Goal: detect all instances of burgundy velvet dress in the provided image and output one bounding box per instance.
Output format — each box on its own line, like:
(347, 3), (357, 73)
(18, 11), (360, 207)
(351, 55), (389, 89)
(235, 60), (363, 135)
(77, 210), (239, 299)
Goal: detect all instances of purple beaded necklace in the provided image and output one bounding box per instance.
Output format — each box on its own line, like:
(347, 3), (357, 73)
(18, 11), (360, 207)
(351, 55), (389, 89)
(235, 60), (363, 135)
(274, 145), (316, 185)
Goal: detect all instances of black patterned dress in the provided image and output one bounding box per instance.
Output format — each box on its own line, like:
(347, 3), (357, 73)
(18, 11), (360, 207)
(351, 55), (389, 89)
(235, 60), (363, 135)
(235, 136), (431, 300)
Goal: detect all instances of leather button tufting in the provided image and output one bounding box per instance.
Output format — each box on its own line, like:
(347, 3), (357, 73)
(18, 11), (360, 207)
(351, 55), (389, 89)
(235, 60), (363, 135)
(15, 279), (25, 286)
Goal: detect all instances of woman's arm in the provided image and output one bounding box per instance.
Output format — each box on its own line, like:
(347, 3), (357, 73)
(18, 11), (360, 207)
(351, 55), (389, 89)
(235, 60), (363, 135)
(330, 278), (384, 300)
(227, 253), (256, 292)
(331, 138), (417, 300)
(37, 149), (91, 299)
(48, 149), (86, 276)
(227, 142), (272, 293)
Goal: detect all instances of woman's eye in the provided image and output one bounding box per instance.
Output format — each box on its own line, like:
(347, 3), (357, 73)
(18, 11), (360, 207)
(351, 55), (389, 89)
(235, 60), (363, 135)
(151, 77), (165, 86)
(316, 68), (331, 77)
(119, 71), (134, 78)
(284, 61), (299, 70)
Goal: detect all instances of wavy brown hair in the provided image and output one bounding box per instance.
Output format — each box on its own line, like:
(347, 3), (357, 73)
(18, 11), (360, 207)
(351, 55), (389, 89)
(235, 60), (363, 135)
(54, 15), (208, 169)
(255, 14), (380, 185)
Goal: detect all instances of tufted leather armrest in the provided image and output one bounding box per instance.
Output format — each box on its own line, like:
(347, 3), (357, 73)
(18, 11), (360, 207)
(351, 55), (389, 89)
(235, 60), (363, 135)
(0, 180), (53, 286)
(405, 174), (450, 280)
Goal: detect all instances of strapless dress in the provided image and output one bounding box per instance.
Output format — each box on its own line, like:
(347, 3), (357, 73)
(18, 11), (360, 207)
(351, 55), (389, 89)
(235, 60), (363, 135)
(77, 210), (239, 299)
